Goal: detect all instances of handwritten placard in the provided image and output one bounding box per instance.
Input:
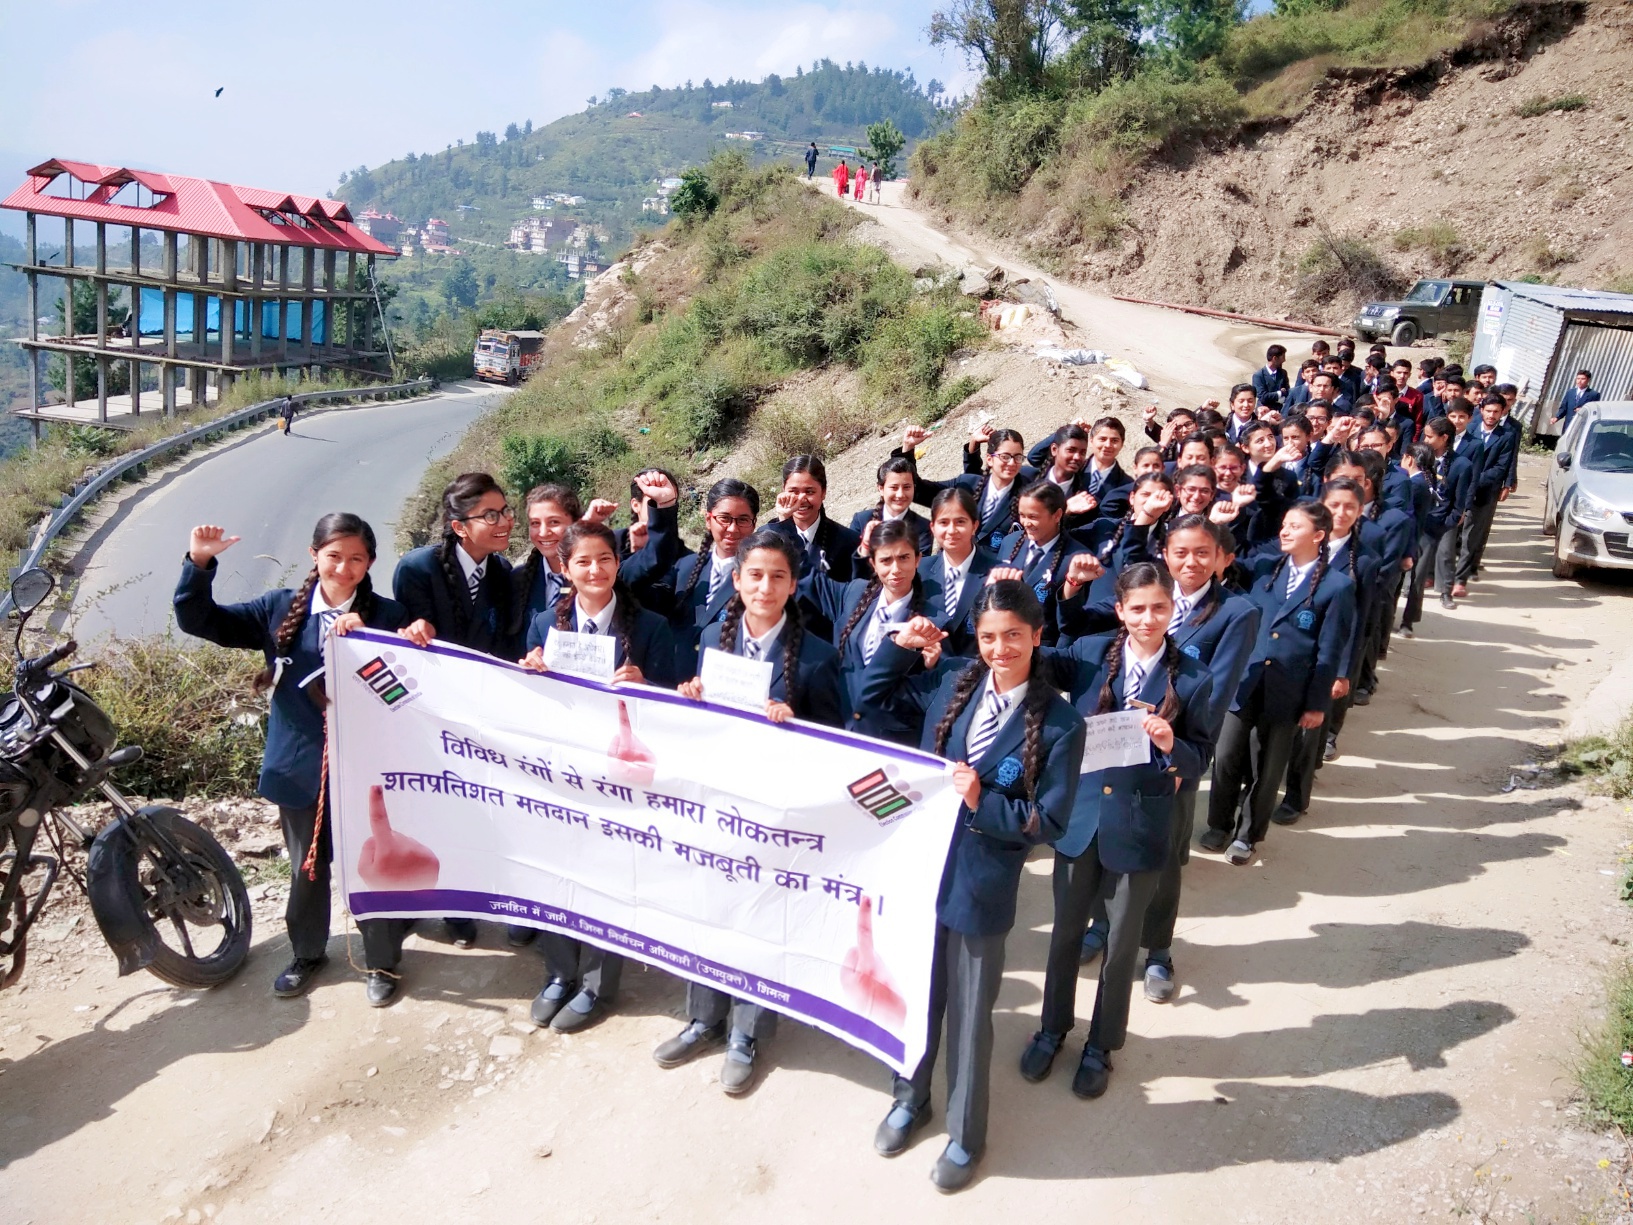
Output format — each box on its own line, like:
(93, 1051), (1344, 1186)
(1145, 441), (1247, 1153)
(699, 647), (774, 713)
(1079, 709), (1152, 774)
(542, 629), (617, 683)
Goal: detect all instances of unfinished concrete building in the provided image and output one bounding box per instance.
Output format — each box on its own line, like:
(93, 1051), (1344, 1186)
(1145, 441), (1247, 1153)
(2, 158), (399, 433)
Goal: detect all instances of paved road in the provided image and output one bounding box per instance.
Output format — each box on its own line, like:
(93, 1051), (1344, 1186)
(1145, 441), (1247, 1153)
(64, 380), (509, 642)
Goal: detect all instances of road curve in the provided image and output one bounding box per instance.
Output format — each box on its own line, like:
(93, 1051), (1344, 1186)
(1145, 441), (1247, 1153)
(63, 380), (509, 642)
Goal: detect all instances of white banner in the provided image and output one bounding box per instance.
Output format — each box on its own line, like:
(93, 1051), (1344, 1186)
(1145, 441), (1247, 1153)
(326, 629), (960, 1073)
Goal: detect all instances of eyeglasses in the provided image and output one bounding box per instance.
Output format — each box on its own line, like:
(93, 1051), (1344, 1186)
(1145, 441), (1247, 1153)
(990, 450), (1024, 464)
(709, 513), (757, 530)
(457, 506), (515, 526)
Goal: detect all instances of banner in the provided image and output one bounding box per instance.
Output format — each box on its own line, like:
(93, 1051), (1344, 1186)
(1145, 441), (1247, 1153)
(326, 629), (960, 1073)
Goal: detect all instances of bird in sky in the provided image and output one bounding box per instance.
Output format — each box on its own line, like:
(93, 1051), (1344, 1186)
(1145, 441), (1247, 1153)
(214, 87), (224, 97)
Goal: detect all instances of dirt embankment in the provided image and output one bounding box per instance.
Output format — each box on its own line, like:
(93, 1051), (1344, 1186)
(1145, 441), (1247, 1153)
(945, 1), (1633, 325)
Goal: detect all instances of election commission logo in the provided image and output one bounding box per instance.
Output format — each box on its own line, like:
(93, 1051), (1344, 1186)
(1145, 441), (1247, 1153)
(848, 767), (920, 825)
(354, 652), (421, 711)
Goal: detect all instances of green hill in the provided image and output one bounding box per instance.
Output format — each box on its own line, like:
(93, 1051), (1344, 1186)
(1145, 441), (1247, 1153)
(332, 60), (947, 251)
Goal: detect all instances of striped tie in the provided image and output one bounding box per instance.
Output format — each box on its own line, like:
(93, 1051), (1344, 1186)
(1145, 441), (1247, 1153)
(1024, 543), (1041, 572)
(964, 690), (1009, 764)
(863, 603), (890, 663)
(944, 565), (960, 616)
(706, 560), (726, 606)
(582, 617), (597, 637)
(743, 638), (763, 662)
(468, 561), (484, 601)
(317, 609), (340, 659)
(1123, 657), (1147, 708)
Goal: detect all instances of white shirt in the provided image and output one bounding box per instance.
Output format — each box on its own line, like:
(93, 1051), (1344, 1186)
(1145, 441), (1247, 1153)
(1284, 557), (1318, 596)
(454, 543), (486, 587)
(741, 613), (788, 660)
(575, 593), (617, 635)
(707, 550), (735, 596)
(1086, 460), (1115, 490)
(981, 475), (1013, 520)
(1326, 533), (1352, 565)
(311, 585), (357, 617)
(1048, 470), (1075, 496)
(881, 507), (908, 524)
(795, 520), (820, 549)
(977, 676), (1029, 738)
(1172, 579), (1210, 628)
(1023, 534), (1059, 569)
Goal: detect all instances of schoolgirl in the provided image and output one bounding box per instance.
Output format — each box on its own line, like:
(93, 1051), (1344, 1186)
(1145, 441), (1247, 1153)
(1396, 442), (1440, 638)
(995, 481), (1086, 643)
(615, 467), (690, 561)
(1330, 448), (1414, 703)
(623, 477), (760, 654)
(859, 582), (1086, 1192)
(1201, 500), (1356, 865)
(919, 488), (999, 658)
(903, 424), (1027, 554)
(507, 483), (580, 660)
(765, 454), (862, 587)
(1165, 435), (1214, 476)
(174, 515), (412, 1006)
(393, 472), (517, 949)
(1130, 445), (1166, 478)
(1095, 471), (1177, 570)
(1021, 563), (1214, 1101)
(1424, 415), (1475, 611)
(848, 455), (934, 564)
(656, 529), (842, 1094)
(519, 521), (679, 1033)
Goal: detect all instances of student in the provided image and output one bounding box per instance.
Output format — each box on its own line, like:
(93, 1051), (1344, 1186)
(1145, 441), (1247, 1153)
(1285, 359), (1321, 412)
(1462, 394), (1519, 581)
(1201, 500), (1356, 864)
(766, 455), (861, 595)
(520, 522), (679, 1033)
(848, 456), (934, 563)
(1443, 401), (1486, 597)
(996, 481), (1088, 641)
(1226, 383), (1260, 442)
(175, 515), (413, 1006)
(1168, 436), (1215, 475)
(901, 423), (1027, 554)
(1422, 416), (1474, 613)
(656, 529), (842, 1094)
(1130, 445), (1166, 477)
(507, 484), (580, 665)
(1551, 368), (1600, 433)
(1025, 422), (1121, 526)
(615, 467), (690, 561)
(1019, 563), (1213, 1100)
(393, 472), (517, 950)
(1333, 448), (1414, 703)
(1083, 471), (1177, 573)
(1079, 417), (1134, 521)
(1263, 415), (1318, 497)
(1240, 423), (1299, 545)
(919, 488), (999, 658)
(1254, 346), (1289, 410)
(860, 582), (1086, 1192)
(626, 477), (760, 654)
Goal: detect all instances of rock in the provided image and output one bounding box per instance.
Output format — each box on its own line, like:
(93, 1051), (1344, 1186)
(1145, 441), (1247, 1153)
(488, 1035), (524, 1060)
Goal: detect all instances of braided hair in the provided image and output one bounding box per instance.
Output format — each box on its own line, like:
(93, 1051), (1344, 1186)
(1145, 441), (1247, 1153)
(1320, 477), (1365, 587)
(679, 478), (761, 606)
(436, 473), (506, 640)
(1162, 512), (1223, 628)
(1093, 562), (1183, 721)
(1407, 441), (1441, 502)
(1268, 499), (1333, 615)
(870, 455), (917, 523)
(836, 519), (924, 655)
(552, 521), (640, 666)
(931, 581), (1053, 812)
(716, 528), (806, 712)
(509, 483), (583, 638)
(977, 429), (1025, 535)
(253, 512), (380, 693)
(1101, 471), (1175, 563)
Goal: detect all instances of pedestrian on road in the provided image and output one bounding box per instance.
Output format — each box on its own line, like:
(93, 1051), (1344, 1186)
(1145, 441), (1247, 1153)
(804, 142), (818, 179)
(172, 514), (413, 1007)
(1551, 368), (1600, 435)
(280, 394), (296, 435)
(868, 162), (882, 204)
(854, 162), (868, 202)
(833, 159), (850, 199)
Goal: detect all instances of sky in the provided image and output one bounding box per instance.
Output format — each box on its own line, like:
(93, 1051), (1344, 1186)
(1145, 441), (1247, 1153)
(0, 0), (971, 235)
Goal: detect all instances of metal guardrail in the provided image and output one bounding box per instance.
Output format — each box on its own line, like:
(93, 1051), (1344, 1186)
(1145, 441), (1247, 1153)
(1, 376), (435, 615)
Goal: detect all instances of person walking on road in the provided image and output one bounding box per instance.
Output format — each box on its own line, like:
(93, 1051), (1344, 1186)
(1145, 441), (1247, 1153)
(853, 162), (868, 202)
(280, 394), (296, 435)
(868, 162), (882, 204)
(804, 142), (818, 179)
(833, 159), (849, 199)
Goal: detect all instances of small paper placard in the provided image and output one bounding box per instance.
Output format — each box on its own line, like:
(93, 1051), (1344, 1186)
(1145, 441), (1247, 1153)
(699, 647), (774, 713)
(1079, 709), (1153, 774)
(542, 629), (617, 683)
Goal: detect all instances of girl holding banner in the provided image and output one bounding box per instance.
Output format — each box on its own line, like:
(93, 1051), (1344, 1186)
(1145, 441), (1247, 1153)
(173, 514), (414, 1007)
(520, 521), (681, 1033)
(657, 529), (842, 1094)
(858, 581), (1086, 1194)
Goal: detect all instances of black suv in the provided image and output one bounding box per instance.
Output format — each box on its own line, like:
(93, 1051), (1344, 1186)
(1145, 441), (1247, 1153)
(1353, 278), (1485, 346)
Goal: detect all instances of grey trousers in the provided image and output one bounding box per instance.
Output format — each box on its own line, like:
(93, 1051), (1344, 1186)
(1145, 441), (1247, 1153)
(278, 804), (405, 970)
(1040, 839), (1160, 1051)
(687, 983), (779, 1041)
(541, 934), (623, 999)
(894, 924), (1007, 1156)
(1141, 784), (1198, 955)
(1434, 517), (1463, 590)
(1208, 699), (1297, 846)
(1459, 492), (1501, 580)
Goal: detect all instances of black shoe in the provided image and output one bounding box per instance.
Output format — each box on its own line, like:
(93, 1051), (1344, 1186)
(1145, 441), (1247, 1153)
(1351, 688), (1372, 707)
(1078, 923), (1106, 965)
(1198, 827), (1230, 853)
(720, 1031), (759, 1095)
(365, 970), (399, 1008)
(273, 955), (327, 999)
(874, 1102), (933, 1156)
(1071, 1045), (1112, 1099)
(1271, 804), (1303, 826)
(550, 988), (608, 1033)
(506, 925), (538, 947)
(930, 1142), (981, 1193)
(653, 1019), (728, 1068)
(1439, 592), (1456, 609)
(530, 976), (576, 1028)
(445, 918), (478, 948)
(1019, 1029), (1066, 1083)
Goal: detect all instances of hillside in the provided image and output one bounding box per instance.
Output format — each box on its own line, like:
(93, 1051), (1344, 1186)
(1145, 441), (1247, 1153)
(334, 61), (946, 254)
(910, 0), (1633, 325)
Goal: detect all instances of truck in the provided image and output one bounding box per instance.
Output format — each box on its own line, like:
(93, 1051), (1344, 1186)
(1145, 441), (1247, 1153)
(1352, 278), (1485, 346)
(473, 329), (545, 385)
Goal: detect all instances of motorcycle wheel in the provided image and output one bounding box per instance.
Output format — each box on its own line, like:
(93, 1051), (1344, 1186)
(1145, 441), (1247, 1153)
(133, 810), (252, 989)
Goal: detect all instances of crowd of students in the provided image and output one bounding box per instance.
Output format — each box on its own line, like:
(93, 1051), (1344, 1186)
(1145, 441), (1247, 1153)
(171, 332), (1522, 1194)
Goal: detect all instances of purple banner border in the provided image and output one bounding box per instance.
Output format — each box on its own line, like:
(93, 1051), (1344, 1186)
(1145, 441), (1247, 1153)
(352, 887), (905, 1064)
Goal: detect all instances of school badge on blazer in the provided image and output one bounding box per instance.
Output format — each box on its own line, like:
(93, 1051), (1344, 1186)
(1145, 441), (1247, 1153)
(1182, 643), (1202, 659)
(1295, 610), (1315, 630)
(847, 767), (920, 825)
(354, 652), (422, 711)
(995, 757), (1022, 787)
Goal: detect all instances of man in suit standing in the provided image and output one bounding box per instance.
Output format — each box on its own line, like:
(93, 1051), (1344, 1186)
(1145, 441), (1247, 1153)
(1253, 345), (1289, 410)
(1551, 369), (1602, 434)
(804, 142), (818, 179)
(1459, 393), (1519, 583)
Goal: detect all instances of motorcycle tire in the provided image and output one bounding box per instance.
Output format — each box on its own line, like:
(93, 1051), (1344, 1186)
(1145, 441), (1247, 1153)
(132, 810), (253, 989)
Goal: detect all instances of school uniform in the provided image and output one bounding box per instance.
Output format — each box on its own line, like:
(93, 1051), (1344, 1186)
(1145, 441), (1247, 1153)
(1206, 554), (1356, 848)
(916, 547), (999, 659)
(1458, 420), (1518, 581)
(846, 505), (934, 566)
(393, 543), (514, 658)
(1379, 462), (1415, 516)
(509, 552), (570, 660)
(798, 572), (928, 744)
(1357, 506), (1416, 689)
(913, 459), (1029, 556)
(995, 528), (1089, 645)
(1253, 365), (1289, 408)
(1555, 384), (1601, 430)
(174, 557), (409, 972)
(1022, 439), (1131, 526)
(1242, 464), (1301, 546)
(764, 513), (861, 585)
(1428, 450), (1475, 595)
(621, 505), (739, 655)
(1033, 635), (1212, 1064)
(861, 641), (1085, 1157)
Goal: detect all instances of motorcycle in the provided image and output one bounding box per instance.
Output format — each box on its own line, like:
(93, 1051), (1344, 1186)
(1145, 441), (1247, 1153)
(0, 567), (252, 990)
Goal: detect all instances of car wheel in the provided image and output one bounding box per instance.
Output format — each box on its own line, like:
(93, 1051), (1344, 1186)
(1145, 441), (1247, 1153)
(1391, 320), (1419, 347)
(1552, 525), (1580, 580)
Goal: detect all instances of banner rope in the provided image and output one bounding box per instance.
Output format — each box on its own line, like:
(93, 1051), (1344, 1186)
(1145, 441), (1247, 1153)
(313, 707), (402, 981)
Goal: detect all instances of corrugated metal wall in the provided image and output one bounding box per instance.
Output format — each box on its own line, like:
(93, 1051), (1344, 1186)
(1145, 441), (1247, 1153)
(1471, 284), (1509, 370)
(1542, 323), (1633, 411)
(1495, 295), (1565, 430)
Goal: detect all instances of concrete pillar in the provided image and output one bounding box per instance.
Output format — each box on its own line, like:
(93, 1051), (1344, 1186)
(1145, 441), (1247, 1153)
(163, 288), (177, 358)
(164, 231), (177, 281)
(222, 295), (235, 368)
(363, 254), (376, 355)
(278, 245), (291, 359)
(62, 217), (76, 410)
(131, 224), (140, 277)
(301, 248), (315, 357)
(129, 358), (140, 415)
(96, 222), (106, 274)
(27, 213), (39, 414)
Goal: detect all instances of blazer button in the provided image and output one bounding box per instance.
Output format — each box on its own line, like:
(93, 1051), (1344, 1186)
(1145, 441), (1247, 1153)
(1271, 631), (1280, 639)
(1102, 785), (1113, 795)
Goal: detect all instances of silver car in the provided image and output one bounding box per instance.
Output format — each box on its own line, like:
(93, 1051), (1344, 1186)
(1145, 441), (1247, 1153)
(1543, 401), (1633, 578)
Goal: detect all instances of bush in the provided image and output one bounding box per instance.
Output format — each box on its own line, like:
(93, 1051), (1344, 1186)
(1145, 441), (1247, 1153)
(669, 167), (720, 220)
(1516, 93), (1588, 117)
(1294, 232), (1404, 305)
(1391, 219), (1469, 272)
(1064, 71), (1246, 158)
(861, 302), (988, 416)
(500, 420), (627, 494)
(1579, 959), (1633, 1131)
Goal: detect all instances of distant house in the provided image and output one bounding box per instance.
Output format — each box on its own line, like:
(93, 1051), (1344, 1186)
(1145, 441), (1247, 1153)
(725, 131), (766, 142)
(626, 111), (644, 118)
(425, 218), (450, 245)
(357, 208), (404, 244)
(557, 252), (608, 280)
(712, 100), (733, 109)
(641, 196), (669, 215)
(658, 177), (684, 195)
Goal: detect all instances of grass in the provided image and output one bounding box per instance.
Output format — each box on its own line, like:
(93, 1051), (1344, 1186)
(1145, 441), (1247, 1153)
(1579, 959), (1633, 1132)
(1392, 219), (1469, 272)
(1524, 234), (1577, 272)
(1516, 92), (1589, 117)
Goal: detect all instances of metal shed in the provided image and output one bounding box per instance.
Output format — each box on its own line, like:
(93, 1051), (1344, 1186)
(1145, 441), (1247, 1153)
(1472, 281), (1633, 434)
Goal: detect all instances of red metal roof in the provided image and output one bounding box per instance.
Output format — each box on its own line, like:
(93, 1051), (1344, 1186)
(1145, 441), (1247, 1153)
(1, 158), (396, 256)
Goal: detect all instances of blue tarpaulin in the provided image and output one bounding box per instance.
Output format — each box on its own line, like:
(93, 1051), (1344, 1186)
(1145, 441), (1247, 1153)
(137, 289), (326, 344)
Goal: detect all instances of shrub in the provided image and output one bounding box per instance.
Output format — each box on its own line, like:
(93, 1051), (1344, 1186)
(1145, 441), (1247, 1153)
(1579, 959), (1633, 1131)
(1516, 93), (1587, 118)
(1294, 232), (1403, 305)
(1524, 235), (1576, 271)
(1064, 72), (1245, 158)
(861, 302), (987, 416)
(1391, 220), (1468, 272)
(499, 420), (627, 494)
(669, 167), (720, 219)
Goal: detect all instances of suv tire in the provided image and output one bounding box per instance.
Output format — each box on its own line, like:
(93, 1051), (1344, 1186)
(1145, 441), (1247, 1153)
(1391, 320), (1419, 346)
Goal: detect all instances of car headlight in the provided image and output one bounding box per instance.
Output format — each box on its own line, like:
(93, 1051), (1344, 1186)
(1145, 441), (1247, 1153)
(1569, 490), (1621, 529)
(1378, 306), (1400, 317)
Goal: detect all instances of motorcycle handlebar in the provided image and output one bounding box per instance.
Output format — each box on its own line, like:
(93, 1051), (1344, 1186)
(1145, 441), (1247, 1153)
(25, 640), (77, 675)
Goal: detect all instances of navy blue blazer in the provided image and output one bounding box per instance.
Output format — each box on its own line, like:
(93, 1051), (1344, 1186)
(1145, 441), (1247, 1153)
(1556, 385), (1601, 428)
(860, 643), (1085, 937)
(1234, 556), (1357, 723)
(797, 571), (929, 744)
(1425, 452), (1474, 537)
(996, 528), (1090, 643)
(1041, 633), (1214, 870)
(174, 557), (408, 808)
(846, 506), (934, 566)
(1475, 422), (1519, 494)
(524, 603), (682, 689)
(1253, 366), (1289, 407)
(1380, 464), (1414, 516)
(764, 513), (861, 585)
(509, 552), (569, 658)
(393, 544), (514, 659)
(1022, 439), (1132, 525)
(1324, 536), (1381, 678)
(916, 547), (1000, 658)
(690, 615), (844, 728)
(1452, 431), (1486, 484)
(917, 467), (1024, 555)
(1242, 464), (1301, 546)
